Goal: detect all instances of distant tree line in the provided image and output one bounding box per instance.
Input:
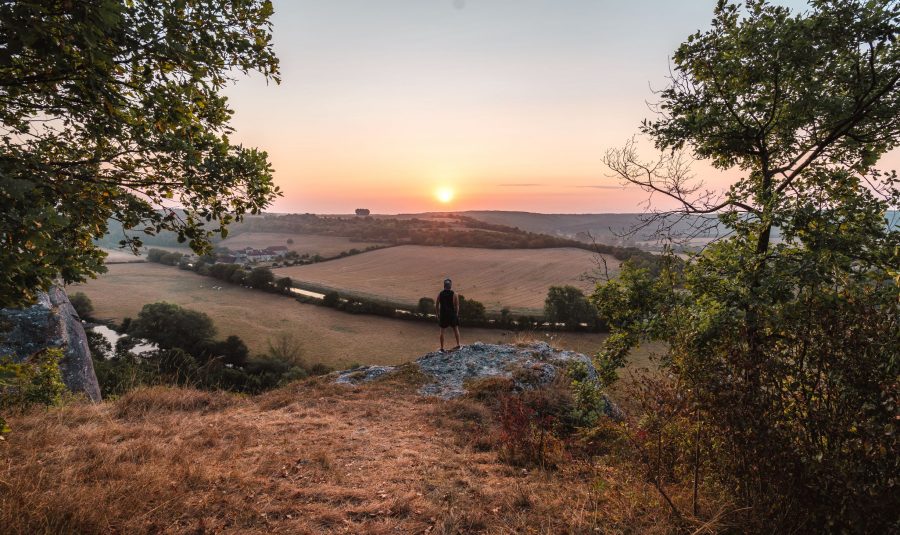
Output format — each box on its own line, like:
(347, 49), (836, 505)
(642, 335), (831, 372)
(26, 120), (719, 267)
(145, 248), (295, 295)
(146, 248), (609, 332)
(106, 214), (667, 274)
(229, 213), (665, 270)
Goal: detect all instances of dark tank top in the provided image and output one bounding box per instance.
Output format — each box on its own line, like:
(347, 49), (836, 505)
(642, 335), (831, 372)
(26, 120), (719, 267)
(438, 289), (455, 316)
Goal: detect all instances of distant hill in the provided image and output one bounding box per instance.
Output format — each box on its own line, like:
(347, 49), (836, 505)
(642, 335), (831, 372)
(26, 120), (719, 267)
(396, 211), (687, 248)
(405, 210), (900, 250)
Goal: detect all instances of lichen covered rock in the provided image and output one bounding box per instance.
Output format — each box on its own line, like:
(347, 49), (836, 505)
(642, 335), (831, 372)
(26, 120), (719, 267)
(415, 342), (596, 398)
(334, 342), (620, 418)
(0, 286), (101, 402)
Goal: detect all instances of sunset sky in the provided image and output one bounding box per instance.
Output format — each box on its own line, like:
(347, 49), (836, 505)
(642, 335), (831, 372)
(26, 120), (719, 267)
(223, 0), (898, 214)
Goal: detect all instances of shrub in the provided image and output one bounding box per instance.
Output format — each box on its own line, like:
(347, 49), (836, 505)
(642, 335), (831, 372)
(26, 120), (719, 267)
(322, 290), (340, 307)
(417, 296), (435, 314)
(0, 349), (67, 434)
(458, 294), (486, 324)
(247, 266), (275, 289)
(275, 276), (293, 293)
(306, 363), (333, 376)
(68, 292), (94, 320)
(496, 392), (567, 468)
(146, 248), (166, 262)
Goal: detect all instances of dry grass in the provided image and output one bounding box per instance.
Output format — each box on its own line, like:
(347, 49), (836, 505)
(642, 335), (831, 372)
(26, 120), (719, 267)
(220, 232), (383, 258)
(1, 377), (717, 535)
(273, 245), (618, 314)
(71, 263), (638, 369)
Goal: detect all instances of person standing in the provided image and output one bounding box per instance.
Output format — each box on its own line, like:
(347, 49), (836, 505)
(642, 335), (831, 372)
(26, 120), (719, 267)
(435, 278), (461, 352)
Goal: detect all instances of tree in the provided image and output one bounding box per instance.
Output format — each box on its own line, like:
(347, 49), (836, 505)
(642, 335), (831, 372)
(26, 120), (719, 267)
(146, 249), (167, 263)
(68, 292), (94, 320)
(598, 1), (900, 530)
(322, 291), (340, 308)
(266, 332), (304, 365)
(128, 302), (216, 355)
(275, 276), (293, 293)
(458, 295), (486, 324)
(161, 252), (183, 266)
(355, 208), (370, 216)
(0, 1), (280, 307)
(202, 335), (249, 367)
(543, 285), (597, 329)
(417, 297), (435, 314)
(229, 269), (246, 286)
(247, 266), (275, 290)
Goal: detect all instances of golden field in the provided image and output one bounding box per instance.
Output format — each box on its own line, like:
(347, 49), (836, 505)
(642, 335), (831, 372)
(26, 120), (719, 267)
(220, 232), (383, 258)
(273, 245), (617, 315)
(72, 263), (652, 370)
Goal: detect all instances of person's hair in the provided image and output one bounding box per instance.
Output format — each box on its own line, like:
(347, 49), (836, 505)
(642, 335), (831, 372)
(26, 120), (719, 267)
(443, 278), (452, 290)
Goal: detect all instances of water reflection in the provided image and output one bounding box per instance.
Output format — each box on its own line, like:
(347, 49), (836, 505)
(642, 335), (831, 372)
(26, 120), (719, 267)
(89, 324), (156, 357)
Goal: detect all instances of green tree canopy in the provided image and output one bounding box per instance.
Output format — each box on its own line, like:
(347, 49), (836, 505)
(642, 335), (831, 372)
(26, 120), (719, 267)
(128, 302), (216, 355)
(458, 295), (486, 324)
(275, 276), (292, 293)
(247, 266), (274, 289)
(202, 334), (249, 367)
(68, 291), (94, 320)
(543, 285), (597, 328)
(598, 1), (900, 530)
(0, 0), (280, 307)
(417, 296), (435, 314)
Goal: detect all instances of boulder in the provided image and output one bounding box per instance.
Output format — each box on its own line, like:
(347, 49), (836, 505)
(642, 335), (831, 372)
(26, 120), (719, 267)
(0, 286), (101, 402)
(335, 342), (621, 418)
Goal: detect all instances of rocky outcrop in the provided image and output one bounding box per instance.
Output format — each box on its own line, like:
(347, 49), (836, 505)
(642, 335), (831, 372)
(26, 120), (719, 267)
(0, 286), (102, 402)
(336, 342), (621, 418)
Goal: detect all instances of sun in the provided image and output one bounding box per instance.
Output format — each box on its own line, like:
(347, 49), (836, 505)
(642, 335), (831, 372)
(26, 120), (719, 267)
(435, 186), (455, 204)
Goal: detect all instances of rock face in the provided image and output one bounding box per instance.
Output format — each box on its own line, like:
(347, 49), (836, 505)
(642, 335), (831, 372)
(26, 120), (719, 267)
(336, 342), (620, 418)
(414, 342), (598, 398)
(0, 286), (102, 402)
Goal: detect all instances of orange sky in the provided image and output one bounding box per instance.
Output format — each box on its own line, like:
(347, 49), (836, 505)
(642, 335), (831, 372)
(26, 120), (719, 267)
(222, 1), (900, 214)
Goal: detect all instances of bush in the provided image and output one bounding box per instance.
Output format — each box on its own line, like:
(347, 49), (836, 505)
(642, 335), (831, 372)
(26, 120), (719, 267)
(247, 266), (275, 289)
(458, 294), (486, 325)
(275, 276), (293, 293)
(69, 291), (94, 320)
(496, 390), (568, 468)
(417, 296), (435, 314)
(322, 290), (340, 307)
(0, 349), (67, 434)
(160, 251), (183, 265)
(146, 248), (166, 263)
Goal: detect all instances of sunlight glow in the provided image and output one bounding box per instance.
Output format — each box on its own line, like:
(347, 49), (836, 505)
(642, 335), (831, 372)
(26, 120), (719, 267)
(435, 186), (455, 204)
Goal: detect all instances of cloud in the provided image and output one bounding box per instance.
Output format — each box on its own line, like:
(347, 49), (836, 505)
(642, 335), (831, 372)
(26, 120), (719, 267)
(575, 184), (631, 189)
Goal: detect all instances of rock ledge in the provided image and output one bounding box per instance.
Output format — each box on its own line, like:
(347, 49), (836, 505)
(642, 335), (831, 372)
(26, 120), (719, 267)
(336, 341), (604, 400)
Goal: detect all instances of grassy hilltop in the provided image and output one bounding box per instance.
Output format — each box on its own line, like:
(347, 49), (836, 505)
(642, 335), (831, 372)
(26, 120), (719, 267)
(2, 364), (693, 534)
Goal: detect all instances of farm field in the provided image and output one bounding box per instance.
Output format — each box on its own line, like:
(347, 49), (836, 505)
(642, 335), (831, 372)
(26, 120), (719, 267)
(219, 232), (383, 257)
(101, 248), (147, 264)
(273, 245), (617, 315)
(72, 263), (654, 371)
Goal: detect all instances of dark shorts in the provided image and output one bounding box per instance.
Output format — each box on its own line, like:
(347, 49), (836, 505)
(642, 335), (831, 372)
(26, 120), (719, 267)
(439, 314), (459, 328)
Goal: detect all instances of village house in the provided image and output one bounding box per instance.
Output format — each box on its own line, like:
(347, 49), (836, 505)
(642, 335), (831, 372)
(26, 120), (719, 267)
(217, 245), (288, 264)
